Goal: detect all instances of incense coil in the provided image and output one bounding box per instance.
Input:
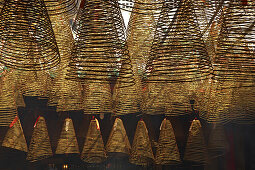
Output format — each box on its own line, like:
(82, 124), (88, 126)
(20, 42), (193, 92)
(81, 119), (107, 163)
(106, 118), (131, 155)
(2, 116), (28, 152)
(215, 0), (255, 83)
(83, 83), (112, 114)
(45, 0), (79, 16)
(55, 118), (80, 154)
(66, 0), (134, 87)
(48, 13), (75, 106)
(155, 119), (181, 165)
(27, 117), (53, 162)
(113, 77), (140, 115)
(129, 120), (154, 166)
(146, 0), (210, 83)
(55, 67), (84, 112)
(0, 70), (18, 126)
(17, 70), (52, 98)
(184, 120), (208, 164)
(0, 0), (60, 71)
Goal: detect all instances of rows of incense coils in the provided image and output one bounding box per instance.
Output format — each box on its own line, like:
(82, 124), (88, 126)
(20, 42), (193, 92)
(1, 116), (228, 166)
(0, 0), (255, 125)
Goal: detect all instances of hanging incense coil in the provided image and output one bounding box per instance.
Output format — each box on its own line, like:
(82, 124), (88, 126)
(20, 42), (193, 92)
(66, 0), (134, 87)
(113, 77), (140, 115)
(47, 13), (76, 107)
(146, 0), (210, 83)
(155, 118), (181, 165)
(55, 118), (80, 154)
(55, 68), (84, 112)
(27, 117), (53, 162)
(215, 0), (255, 83)
(2, 116), (28, 152)
(81, 119), (107, 163)
(106, 118), (131, 155)
(83, 83), (112, 114)
(0, 70), (18, 126)
(0, 0), (60, 71)
(44, 0), (79, 16)
(129, 120), (154, 166)
(184, 119), (208, 164)
(208, 123), (227, 158)
(17, 70), (52, 98)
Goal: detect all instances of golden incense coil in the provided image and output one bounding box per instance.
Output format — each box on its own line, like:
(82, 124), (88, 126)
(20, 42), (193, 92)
(2, 116), (28, 152)
(0, 70), (18, 126)
(129, 120), (154, 166)
(81, 119), (107, 163)
(27, 117), (53, 162)
(106, 118), (131, 155)
(0, 0), (60, 70)
(83, 83), (112, 114)
(55, 118), (80, 154)
(66, 0), (134, 87)
(184, 119), (208, 164)
(155, 118), (181, 165)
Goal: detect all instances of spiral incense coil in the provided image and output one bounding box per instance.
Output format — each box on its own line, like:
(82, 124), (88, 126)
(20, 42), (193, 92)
(66, 0), (134, 87)
(83, 83), (112, 114)
(0, 0), (60, 71)
(208, 123), (227, 158)
(146, 0), (210, 83)
(55, 68), (83, 112)
(2, 116), (28, 152)
(81, 119), (107, 163)
(142, 82), (195, 115)
(155, 118), (181, 165)
(55, 118), (80, 154)
(45, 0), (79, 16)
(129, 120), (154, 166)
(27, 117), (53, 162)
(17, 70), (52, 98)
(106, 118), (131, 155)
(184, 119), (208, 164)
(0, 71), (18, 126)
(47, 13), (75, 106)
(113, 77), (140, 115)
(215, 0), (255, 83)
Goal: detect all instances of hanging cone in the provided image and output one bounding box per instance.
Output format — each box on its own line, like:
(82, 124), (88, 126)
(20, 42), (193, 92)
(2, 116), (28, 152)
(83, 83), (112, 114)
(146, 0), (210, 82)
(106, 118), (131, 155)
(0, 70), (18, 126)
(215, 0), (255, 83)
(27, 117), (53, 162)
(208, 123), (228, 158)
(55, 118), (80, 154)
(66, 0), (134, 87)
(155, 118), (181, 165)
(113, 78), (140, 115)
(81, 119), (107, 163)
(129, 120), (154, 166)
(184, 119), (208, 164)
(0, 0), (60, 70)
